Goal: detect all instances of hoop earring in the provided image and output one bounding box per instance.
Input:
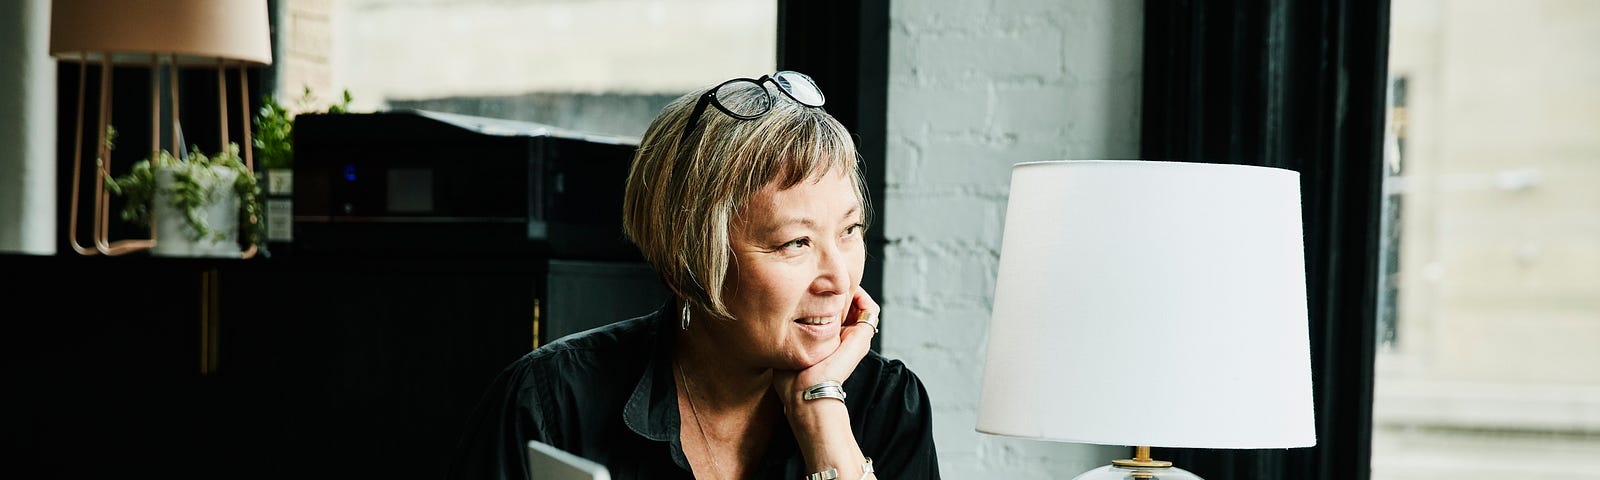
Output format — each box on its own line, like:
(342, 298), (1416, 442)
(680, 302), (691, 331)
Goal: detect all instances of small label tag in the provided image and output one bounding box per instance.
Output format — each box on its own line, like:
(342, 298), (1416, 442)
(267, 199), (293, 241)
(267, 169), (294, 195)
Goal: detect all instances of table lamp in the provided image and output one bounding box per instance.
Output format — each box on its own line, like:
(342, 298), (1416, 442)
(50, 0), (272, 257)
(976, 160), (1316, 479)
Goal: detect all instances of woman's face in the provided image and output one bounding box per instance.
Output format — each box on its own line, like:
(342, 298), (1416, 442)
(718, 168), (866, 370)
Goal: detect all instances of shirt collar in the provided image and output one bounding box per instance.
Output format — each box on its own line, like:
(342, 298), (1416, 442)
(619, 299), (801, 474)
(622, 300), (684, 443)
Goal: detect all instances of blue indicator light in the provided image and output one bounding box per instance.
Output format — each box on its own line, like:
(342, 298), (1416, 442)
(342, 164), (356, 182)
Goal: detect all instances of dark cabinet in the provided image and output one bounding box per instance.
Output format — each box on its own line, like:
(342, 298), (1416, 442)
(215, 258), (543, 479)
(4, 255), (217, 479)
(3, 255), (547, 480)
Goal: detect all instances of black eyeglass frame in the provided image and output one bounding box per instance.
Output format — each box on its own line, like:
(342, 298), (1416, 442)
(676, 71), (826, 147)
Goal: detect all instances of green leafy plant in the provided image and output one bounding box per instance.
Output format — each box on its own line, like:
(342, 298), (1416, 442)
(254, 87), (352, 170)
(106, 139), (264, 246)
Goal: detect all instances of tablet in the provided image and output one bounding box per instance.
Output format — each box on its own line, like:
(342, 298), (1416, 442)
(526, 440), (611, 480)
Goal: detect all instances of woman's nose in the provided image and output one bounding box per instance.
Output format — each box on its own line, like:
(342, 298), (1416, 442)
(811, 242), (851, 295)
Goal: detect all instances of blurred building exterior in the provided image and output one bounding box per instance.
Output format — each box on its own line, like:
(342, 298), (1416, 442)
(1373, 0), (1600, 478)
(274, 0), (774, 137)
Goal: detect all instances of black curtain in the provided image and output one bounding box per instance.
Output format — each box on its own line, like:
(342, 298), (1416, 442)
(1141, 1), (1388, 480)
(777, 0), (890, 352)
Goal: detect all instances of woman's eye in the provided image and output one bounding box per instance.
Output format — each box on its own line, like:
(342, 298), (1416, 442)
(843, 223), (865, 237)
(780, 237), (811, 251)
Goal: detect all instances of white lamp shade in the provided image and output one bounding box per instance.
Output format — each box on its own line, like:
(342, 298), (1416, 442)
(50, 0), (273, 66)
(977, 160), (1316, 449)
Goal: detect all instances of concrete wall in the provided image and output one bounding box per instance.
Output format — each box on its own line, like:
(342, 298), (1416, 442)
(0, 0), (56, 254)
(883, 1), (1142, 477)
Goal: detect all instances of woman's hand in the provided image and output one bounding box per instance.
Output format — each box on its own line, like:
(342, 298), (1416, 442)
(774, 287), (881, 480)
(772, 287), (880, 408)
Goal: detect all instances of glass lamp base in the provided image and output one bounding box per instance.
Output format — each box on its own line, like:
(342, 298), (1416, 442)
(1071, 464), (1203, 480)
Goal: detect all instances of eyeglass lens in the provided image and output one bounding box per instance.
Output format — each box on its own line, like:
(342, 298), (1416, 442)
(714, 80), (776, 118)
(773, 71), (824, 106)
(711, 72), (825, 119)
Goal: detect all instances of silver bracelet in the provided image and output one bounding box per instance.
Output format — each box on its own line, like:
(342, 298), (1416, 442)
(803, 458), (874, 480)
(801, 380), (847, 402)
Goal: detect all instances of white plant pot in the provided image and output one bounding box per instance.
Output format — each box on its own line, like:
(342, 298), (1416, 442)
(152, 166), (241, 258)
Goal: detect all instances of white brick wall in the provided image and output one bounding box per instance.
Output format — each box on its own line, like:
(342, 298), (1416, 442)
(883, 1), (1144, 477)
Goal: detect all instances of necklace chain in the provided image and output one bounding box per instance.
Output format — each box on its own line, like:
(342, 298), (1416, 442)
(678, 361), (728, 480)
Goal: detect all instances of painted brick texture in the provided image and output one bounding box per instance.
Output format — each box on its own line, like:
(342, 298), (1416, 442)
(883, 0), (1144, 477)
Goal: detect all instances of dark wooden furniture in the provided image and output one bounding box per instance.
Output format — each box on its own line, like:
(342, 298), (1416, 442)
(3, 253), (665, 480)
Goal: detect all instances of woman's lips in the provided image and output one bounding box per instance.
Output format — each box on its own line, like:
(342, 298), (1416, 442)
(795, 315), (833, 326)
(793, 316), (840, 336)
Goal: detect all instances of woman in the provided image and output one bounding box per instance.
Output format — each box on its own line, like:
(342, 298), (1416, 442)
(449, 71), (940, 480)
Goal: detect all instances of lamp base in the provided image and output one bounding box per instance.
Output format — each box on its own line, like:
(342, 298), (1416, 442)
(1071, 464), (1202, 480)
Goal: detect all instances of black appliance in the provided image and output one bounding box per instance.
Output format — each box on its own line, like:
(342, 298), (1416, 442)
(292, 109), (641, 261)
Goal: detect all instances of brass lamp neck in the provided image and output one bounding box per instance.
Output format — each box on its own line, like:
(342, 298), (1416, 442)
(1111, 446), (1173, 468)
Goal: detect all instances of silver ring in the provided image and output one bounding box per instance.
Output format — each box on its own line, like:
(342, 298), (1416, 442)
(858, 311), (879, 333)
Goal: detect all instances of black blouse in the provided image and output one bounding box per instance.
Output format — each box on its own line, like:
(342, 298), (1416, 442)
(447, 302), (941, 480)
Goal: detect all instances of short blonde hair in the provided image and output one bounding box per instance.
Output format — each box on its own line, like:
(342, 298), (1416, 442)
(622, 79), (869, 320)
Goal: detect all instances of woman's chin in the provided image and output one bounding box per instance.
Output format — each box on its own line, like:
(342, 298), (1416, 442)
(784, 338), (842, 369)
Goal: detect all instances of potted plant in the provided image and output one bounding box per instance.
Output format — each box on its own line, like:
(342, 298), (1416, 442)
(105, 127), (263, 258)
(254, 87), (351, 173)
(252, 87), (351, 249)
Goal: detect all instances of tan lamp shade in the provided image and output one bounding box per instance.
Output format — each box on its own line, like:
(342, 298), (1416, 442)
(50, 0), (272, 66)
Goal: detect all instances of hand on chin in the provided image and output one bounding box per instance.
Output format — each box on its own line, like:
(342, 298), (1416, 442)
(773, 288), (878, 407)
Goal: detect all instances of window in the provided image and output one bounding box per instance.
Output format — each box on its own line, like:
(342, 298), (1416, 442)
(1372, 1), (1600, 477)
(274, 0), (776, 138)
